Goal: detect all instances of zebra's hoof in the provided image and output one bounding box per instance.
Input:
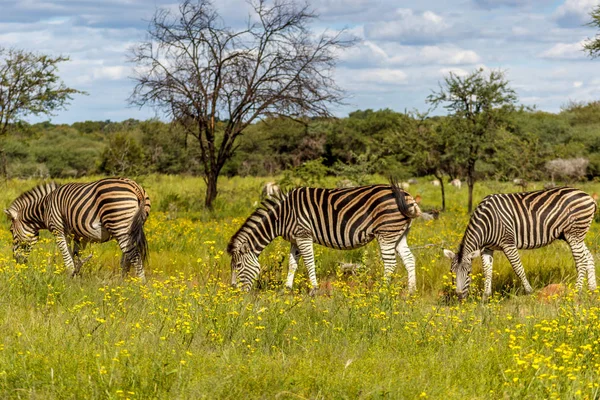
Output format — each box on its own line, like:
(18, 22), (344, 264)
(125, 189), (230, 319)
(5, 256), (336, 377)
(308, 287), (319, 297)
(279, 287), (293, 296)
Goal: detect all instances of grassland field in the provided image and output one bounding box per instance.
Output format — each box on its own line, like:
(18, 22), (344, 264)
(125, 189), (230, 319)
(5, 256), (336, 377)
(1, 175), (600, 399)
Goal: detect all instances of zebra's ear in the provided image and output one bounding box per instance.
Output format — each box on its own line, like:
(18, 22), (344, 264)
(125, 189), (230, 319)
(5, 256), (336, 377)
(469, 250), (481, 259)
(4, 209), (16, 220)
(443, 249), (455, 259)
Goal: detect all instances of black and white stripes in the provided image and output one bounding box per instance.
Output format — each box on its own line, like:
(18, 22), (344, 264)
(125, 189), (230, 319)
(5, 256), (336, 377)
(227, 182), (422, 294)
(5, 177), (151, 280)
(444, 186), (597, 300)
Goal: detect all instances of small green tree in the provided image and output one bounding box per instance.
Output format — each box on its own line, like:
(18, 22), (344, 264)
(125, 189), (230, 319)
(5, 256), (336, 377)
(99, 133), (144, 176)
(584, 5), (600, 57)
(427, 69), (517, 212)
(0, 47), (83, 176)
(410, 115), (464, 211)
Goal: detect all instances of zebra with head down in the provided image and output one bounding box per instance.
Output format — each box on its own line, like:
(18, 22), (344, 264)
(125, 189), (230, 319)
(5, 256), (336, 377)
(227, 180), (422, 295)
(5, 177), (151, 280)
(444, 186), (597, 300)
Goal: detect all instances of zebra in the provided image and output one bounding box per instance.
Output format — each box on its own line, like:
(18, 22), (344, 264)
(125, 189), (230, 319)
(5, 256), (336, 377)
(5, 177), (151, 280)
(227, 181), (422, 295)
(443, 186), (597, 301)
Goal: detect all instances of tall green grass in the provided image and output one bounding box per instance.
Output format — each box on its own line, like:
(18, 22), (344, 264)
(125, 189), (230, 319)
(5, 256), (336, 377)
(0, 176), (599, 399)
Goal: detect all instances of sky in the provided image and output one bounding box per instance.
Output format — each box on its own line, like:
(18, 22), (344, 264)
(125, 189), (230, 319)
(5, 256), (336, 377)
(1, 0), (599, 123)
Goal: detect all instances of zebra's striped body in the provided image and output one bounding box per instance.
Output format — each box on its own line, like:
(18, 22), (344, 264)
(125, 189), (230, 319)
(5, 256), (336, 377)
(227, 182), (421, 294)
(5, 178), (151, 280)
(444, 187), (597, 300)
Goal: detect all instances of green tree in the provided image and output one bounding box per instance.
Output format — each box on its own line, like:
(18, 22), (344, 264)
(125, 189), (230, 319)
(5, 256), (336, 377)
(427, 69), (517, 212)
(584, 5), (600, 57)
(129, 0), (354, 208)
(0, 47), (83, 176)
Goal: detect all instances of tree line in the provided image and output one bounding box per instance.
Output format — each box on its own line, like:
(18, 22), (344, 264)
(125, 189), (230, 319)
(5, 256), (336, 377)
(4, 99), (600, 180)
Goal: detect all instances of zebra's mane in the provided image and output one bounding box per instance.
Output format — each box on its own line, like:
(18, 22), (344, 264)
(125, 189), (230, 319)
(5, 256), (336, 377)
(8, 182), (59, 213)
(227, 190), (290, 254)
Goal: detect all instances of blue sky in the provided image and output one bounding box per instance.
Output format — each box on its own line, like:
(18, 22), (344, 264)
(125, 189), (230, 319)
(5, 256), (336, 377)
(1, 0), (599, 123)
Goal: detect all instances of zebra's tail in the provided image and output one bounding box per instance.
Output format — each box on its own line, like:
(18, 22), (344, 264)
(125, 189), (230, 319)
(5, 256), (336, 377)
(389, 178), (413, 219)
(128, 192), (150, 264)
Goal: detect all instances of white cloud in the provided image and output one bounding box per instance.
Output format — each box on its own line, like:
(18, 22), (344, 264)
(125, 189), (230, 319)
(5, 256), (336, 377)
(339, 42), (481, 67)
(438, 68), (469, 77)
(573, 80), (584, 87)
(364, 9), (450, 43)
(539, 41), (586, 59)
(316, 0), (372, 16)
(554, 0), (600, 27)
(352, 68), (409, 85)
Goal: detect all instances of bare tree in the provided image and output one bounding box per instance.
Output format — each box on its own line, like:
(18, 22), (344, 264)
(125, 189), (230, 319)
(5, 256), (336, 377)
(129, 0), (354, 208)
(545, 158), (589, 183)
(0, 47), (83, 177)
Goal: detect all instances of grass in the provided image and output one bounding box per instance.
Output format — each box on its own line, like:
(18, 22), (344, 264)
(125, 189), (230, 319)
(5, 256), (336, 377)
(0, 175), (600, 399)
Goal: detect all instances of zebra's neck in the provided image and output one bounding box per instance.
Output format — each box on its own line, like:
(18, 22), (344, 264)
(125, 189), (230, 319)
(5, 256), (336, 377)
(457, 225), (482, 263)
(9, 183), (56, 231)
(231, 201), (283, 255)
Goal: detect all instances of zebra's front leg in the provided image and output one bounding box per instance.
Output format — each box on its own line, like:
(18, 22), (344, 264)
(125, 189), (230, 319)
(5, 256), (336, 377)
(286, 243), (300, 290)
(55, 232), (76, 277)
(395, 234), (416, 294)
(481, 249), (494, 301)
(295, 237), (318, 296)
(72, 239), (92, 277)
(502, 246), (533, 294)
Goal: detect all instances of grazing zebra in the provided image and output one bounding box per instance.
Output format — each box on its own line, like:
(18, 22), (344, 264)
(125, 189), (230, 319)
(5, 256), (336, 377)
(443, 187), (597, 300)
(5, 177), (151, 280)
(227, 181), (422, 294)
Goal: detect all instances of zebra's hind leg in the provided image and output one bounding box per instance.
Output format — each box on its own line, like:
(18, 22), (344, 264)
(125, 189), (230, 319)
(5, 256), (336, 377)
(502, 246), (533, 295)
(566, 238), (593, 291)
(585, 246), (597, 291)
(295, 237), (318, 296)
(285, 244), (300, 290)
(395, 234), (416, 294)
(481, 249), (494, 301)
(116, 235), (146, 282)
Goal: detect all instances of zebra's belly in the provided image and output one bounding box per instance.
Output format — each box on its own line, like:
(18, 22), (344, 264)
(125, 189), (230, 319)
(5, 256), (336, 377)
(73, 221), (111, 243)
(312, 232), (375, 250)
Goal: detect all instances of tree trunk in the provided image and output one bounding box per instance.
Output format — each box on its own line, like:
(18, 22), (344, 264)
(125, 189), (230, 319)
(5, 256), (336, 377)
(205, 171), (219, 209)
(435, 173), (446, 211)
(467, 168), (475, 213)
(0, 146), (7, 179)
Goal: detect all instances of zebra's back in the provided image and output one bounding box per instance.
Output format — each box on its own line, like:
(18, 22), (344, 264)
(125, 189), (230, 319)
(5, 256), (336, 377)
(289, 185), (415, 249)
(476, 186), (596, 249)
(46, 177), (150, 242)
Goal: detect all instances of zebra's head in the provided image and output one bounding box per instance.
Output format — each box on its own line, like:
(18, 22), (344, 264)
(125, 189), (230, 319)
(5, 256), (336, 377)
(5, 182), (57, 264)
(227, 241), (260, 291)
(4, 207), (39, 264)
(443, 248), (480, 300)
